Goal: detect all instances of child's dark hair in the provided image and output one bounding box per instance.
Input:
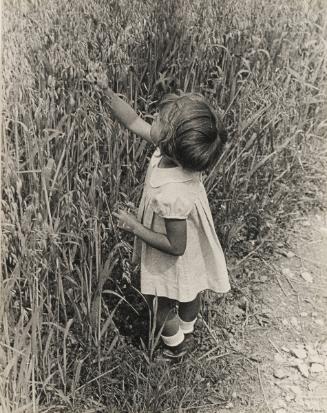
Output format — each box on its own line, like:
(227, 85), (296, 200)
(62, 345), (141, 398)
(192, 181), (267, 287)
(158, 93), (227, 172)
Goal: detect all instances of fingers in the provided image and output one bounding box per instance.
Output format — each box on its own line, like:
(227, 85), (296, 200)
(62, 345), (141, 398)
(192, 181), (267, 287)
(112, 210), (127, 220)
(112, 210), (131, 231)
(86, 70), (108, 90)
(112, 211), (125, 229)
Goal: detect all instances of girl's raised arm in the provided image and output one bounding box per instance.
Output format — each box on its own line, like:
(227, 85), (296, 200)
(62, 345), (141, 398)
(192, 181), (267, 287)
(103, 87), (152, 143)
(90, 69), (152, 143)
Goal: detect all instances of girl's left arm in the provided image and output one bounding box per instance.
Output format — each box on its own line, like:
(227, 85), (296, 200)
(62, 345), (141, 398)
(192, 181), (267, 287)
(87, 69), (152, 142)
(113, 211), (186, 256)
(102, 88), (152, 142)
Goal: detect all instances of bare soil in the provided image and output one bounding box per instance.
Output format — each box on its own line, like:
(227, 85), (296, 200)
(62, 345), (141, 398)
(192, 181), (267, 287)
(205, 212), (327, 413)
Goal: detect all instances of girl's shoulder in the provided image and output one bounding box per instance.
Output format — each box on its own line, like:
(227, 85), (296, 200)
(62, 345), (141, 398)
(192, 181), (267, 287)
(148, 166), (203, 220)
(150, 182), (196, 219)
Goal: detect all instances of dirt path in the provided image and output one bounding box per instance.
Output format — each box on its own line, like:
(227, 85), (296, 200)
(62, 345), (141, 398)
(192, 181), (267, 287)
(212, 212), (327, 413)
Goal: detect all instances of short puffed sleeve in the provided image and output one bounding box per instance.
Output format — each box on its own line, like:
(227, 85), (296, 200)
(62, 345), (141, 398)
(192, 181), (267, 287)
(150, 184), (195, 219)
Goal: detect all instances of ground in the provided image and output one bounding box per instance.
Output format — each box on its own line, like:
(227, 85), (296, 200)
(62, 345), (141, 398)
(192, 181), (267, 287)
(71, 179), (327, 413)
(204, 212), (327, 413)
(34, 169), (327, 413)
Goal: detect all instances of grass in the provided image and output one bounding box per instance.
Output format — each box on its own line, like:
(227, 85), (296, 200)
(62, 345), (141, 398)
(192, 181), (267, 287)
(1, 0), (327, 411)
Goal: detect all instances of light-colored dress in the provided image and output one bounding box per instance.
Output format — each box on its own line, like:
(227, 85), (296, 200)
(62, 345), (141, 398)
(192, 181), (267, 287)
(133, 148), (230, 302)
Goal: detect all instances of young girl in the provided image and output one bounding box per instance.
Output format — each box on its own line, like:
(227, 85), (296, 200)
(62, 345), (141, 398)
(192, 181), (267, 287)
(95, 75), (230, 359)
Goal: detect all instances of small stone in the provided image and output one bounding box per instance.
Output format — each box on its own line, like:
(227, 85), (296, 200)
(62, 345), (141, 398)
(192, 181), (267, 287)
(274, 386), (283, 396)
(302, 220), (311, 227)
(308, 355), (324, 364)
(272, 398), (287, 410)
(280, 250), (295, 258)
(282, 319), (289, 326)
(320, 226), (327, 235)
(290, 317), (300, 328)
(305, 399), (324, 410)
(285, 392), (295, 402)
(238, 296), (249, 311)
(281, 267), (295, 278)
(300, 271), (313, 283)
(300, 311), (308, 317)
(195, 373), (203, 382)
(319, 340), (327, 354)
(286, 251), (295, 258)
(290, 347), (307, 359)
(232, 391), (237, 399)
(273, 368), (289, 379)
(274, 353), (286, 363)
(296, 362), (309, 378)
(310, 363), (324, 373)
(225, 402), (234, 409)
(281, 346), (290, 353)
(315, 318), (324, 327)
(288, 357), (300, 367)
(308, 381), (319, 391)
(289, 385), (302, 396)
(305, 344), (317, 356)
(295, 396), (305, 407)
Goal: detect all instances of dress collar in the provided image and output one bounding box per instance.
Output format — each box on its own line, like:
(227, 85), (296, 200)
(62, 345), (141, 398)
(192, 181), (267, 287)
(150, 148), (197, 188)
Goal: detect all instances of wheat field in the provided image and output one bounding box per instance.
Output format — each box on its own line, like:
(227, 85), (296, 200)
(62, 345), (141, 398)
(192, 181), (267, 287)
(1, 0), (326, 411)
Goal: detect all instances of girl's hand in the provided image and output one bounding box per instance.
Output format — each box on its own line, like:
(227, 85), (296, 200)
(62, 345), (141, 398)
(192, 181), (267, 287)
(94, 71), (109, 91)
(86, 64), (109, 91)
(113, 210), (139, 234)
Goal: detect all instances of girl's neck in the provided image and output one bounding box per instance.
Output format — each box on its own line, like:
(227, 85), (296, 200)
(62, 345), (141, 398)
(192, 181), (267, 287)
(158, 155), (180, 169)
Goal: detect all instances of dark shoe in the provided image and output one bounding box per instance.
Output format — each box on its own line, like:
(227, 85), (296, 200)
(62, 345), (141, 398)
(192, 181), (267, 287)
(161, 343), (187, 362)
(161, 334), (195, 362)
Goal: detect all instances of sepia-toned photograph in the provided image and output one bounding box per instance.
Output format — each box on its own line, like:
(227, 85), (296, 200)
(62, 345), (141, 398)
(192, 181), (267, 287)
(1, 0), (326, 412)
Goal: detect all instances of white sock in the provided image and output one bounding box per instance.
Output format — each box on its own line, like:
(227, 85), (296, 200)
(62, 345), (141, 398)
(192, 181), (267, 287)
(161, 328), (184, 347)
(178, 316), (197, 334)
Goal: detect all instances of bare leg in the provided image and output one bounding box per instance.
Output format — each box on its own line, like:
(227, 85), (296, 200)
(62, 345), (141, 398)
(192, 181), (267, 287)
(178, 293), (201, 322)
(145, 295), (179, 336)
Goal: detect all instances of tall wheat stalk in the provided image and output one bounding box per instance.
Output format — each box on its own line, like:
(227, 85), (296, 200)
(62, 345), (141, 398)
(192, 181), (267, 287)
(1, 0), (326, 410)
